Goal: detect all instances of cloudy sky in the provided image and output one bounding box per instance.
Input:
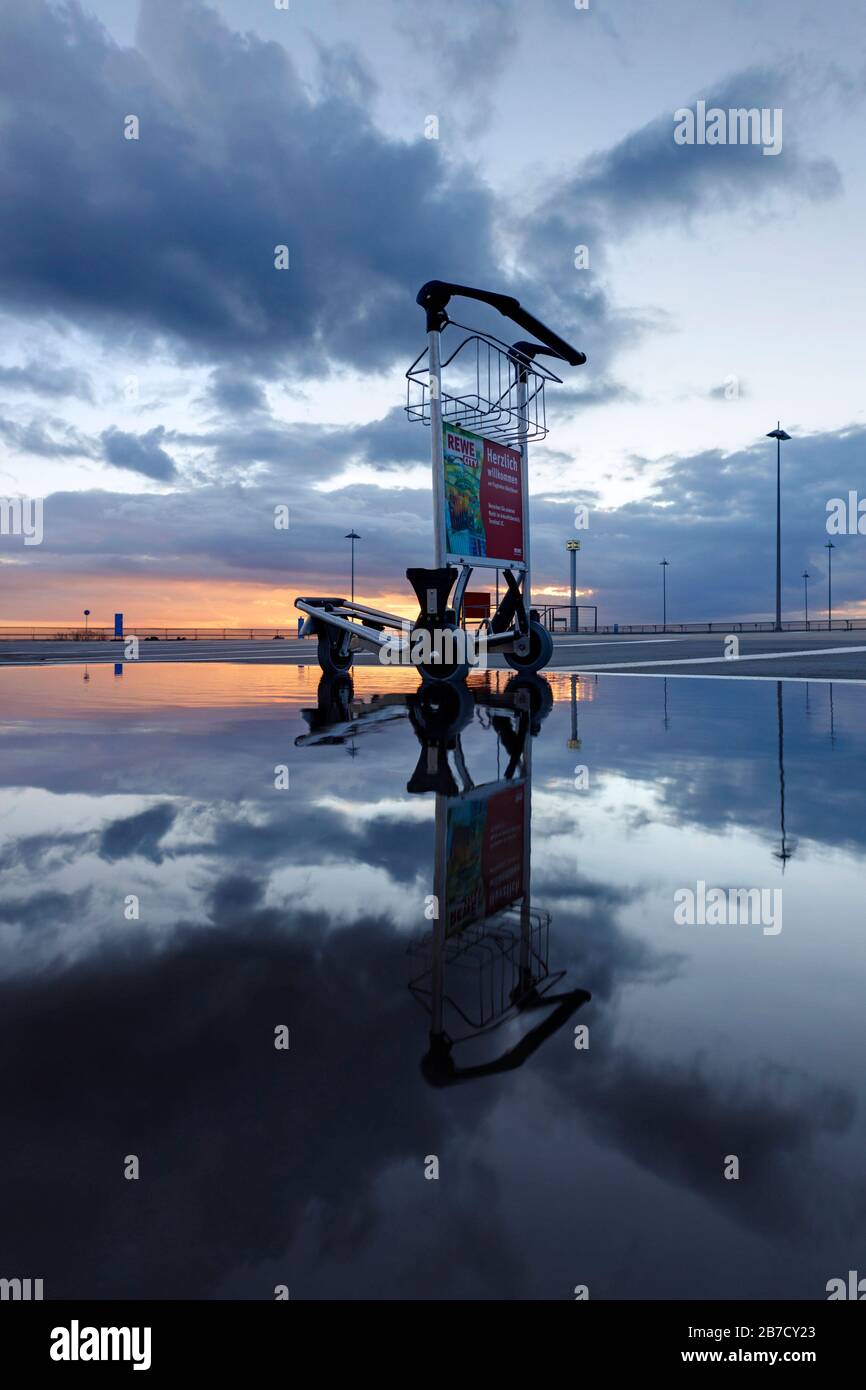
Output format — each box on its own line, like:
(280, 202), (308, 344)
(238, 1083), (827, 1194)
(0, 0), (864, 625)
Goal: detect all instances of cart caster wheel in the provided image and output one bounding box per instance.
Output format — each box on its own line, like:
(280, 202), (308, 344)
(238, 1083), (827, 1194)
(412, 679), (474, 740)
(504, 673), (554, 726)
(504, 620), (553, 675)
(415, 623), (470, 684)
(317, 630), (353, 676)
(418, 662), (470, 684)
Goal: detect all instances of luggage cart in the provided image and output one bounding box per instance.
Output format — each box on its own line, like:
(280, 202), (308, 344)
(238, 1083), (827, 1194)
(296, 280), (586, 681)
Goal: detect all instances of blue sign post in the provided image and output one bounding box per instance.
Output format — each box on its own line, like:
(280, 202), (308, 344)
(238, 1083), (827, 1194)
(114, 613), (123, 639)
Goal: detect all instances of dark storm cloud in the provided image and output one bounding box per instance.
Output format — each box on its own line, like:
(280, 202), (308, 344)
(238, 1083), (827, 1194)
(0, 361), (93, 401)
(0, 699), (861, 1294)
(536, 65), (841, 248)
(0, 881), (529, 1297)
(99, 801), (177, 862)
(172, 404), (427, 477)
(206, 368), (268, 416)
(530, 422), (866, 621)
(0, 888), (91, 928)
(101, 424), (178, 480)
(4, 417), (863, 623)
(0, 413), (99, 460)
(0, 0), (501, 375)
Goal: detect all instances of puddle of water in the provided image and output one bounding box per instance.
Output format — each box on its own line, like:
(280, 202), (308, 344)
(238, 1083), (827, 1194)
(0, 665), (863, 1299)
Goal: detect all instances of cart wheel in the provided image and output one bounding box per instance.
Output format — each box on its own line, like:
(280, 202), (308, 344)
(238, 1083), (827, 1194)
(415, 623), (470, 684)
(412, 679), (474, 740)
(317, 629), (353, 676)
(504, 673), (554, 725)
(504, 620), (554, 675)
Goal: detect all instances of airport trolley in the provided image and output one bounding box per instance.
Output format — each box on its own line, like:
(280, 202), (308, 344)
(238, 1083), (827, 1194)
(296, 281), (586, 682)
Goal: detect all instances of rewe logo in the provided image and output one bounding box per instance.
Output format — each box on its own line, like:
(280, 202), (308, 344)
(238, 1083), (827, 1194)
(826, 492), (866, 535)
(50, 1320), (152, 1371)
(674, 100), (782, 156)
(826, 1270), (866, 1299)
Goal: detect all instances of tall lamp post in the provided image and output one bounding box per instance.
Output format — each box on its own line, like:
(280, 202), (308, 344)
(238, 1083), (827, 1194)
(659, 558), (669, 631)
(824, 540), (835, 631)
(83, 608), (90, 637)
(344, 531), (361, 604)
(802, 570), (810, 627)
(767, 424), (791, 632)
(566, 539), (581, 632)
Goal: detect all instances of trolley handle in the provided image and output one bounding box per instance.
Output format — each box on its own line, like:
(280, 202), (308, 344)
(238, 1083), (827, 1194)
(416, 279), (587, 367)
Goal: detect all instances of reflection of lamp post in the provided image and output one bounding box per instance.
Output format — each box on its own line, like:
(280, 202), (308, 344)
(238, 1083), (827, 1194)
(566, 540), (581, 632)
(824, 540), (835, 630)
(802, 570), (810, 627)
(772, 681), (795, 871)
(659, 558), (669, 631)
(766, 425), (791, 632)
(567, 673), (581, 749)
(344, 531), (360, 604)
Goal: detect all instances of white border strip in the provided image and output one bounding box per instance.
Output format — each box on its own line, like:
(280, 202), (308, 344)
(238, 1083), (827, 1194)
(559, 669), (866, 686)
(562, 644), (866, 671)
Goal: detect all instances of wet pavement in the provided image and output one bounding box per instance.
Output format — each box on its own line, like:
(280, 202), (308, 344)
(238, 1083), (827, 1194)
(0, 663), (863, 1299)
(3, 627), (866, 679)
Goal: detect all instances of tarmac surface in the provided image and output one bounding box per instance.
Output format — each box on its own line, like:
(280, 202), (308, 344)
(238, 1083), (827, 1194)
(2, 628), (865, 680)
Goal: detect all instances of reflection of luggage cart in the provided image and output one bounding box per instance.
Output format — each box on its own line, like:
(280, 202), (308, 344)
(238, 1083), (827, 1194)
(404, 673), (591, 1085)
(296, 281), (586, 682)
(294, 671), (590, 1081)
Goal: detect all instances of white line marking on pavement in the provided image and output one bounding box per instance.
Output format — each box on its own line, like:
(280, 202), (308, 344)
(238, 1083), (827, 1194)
(566, 644), (866, 671)
(553, 638), (684, 648)
(560, 670), (866, 686)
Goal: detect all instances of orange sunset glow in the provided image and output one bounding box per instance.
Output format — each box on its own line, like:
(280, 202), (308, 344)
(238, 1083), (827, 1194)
(0, 572), (423, 628)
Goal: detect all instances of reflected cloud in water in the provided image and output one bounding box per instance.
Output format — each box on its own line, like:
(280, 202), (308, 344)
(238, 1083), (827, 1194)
(0, 664), (864, 1298)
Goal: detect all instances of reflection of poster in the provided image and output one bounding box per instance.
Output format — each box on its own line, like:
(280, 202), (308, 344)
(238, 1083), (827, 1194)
(442, 424), (524, 564)
(445, 784), (525, 935)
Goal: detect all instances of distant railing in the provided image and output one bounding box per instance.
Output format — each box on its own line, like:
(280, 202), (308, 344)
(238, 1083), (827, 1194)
(0, 627), (299, 641)
(567, 619), (866, 634)
(536, 604), (598, 633)
(0, 617), (863, 641)
(534, 610), (866, 635)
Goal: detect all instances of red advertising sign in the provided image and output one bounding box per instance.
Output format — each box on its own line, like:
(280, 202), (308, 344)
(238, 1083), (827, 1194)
(445, 783), (526, 935)
(442, 424), (524, 566)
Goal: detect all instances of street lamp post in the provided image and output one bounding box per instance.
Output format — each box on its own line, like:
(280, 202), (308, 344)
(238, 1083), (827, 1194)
(659, 558), (669, 631)
(767, 424), (791, 632)
(344, 531), (361, 604)
(824, 540), (835, 630)
(566, 540), (581, 632)
(802, 570), (810, 627)
(83, 609), (90, 637)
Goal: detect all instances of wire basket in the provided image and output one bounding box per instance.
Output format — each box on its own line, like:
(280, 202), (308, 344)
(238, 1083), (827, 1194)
(405, 319), (562, 445)
(407, 904), (558, 1040)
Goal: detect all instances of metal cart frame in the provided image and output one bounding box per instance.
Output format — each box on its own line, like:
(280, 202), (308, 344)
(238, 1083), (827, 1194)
(296, 280), (586, 681)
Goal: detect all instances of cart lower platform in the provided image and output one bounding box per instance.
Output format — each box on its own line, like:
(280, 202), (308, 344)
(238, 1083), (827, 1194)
(296, 563), (553, 683)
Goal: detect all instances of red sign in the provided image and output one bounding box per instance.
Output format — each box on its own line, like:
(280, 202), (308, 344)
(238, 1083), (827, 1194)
(445, 783), (525, 934)
(443, 425), (524, 565)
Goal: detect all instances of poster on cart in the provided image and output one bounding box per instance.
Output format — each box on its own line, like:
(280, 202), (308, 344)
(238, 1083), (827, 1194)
(444, 782), (526, 936)
(442, 423), (525, 568)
